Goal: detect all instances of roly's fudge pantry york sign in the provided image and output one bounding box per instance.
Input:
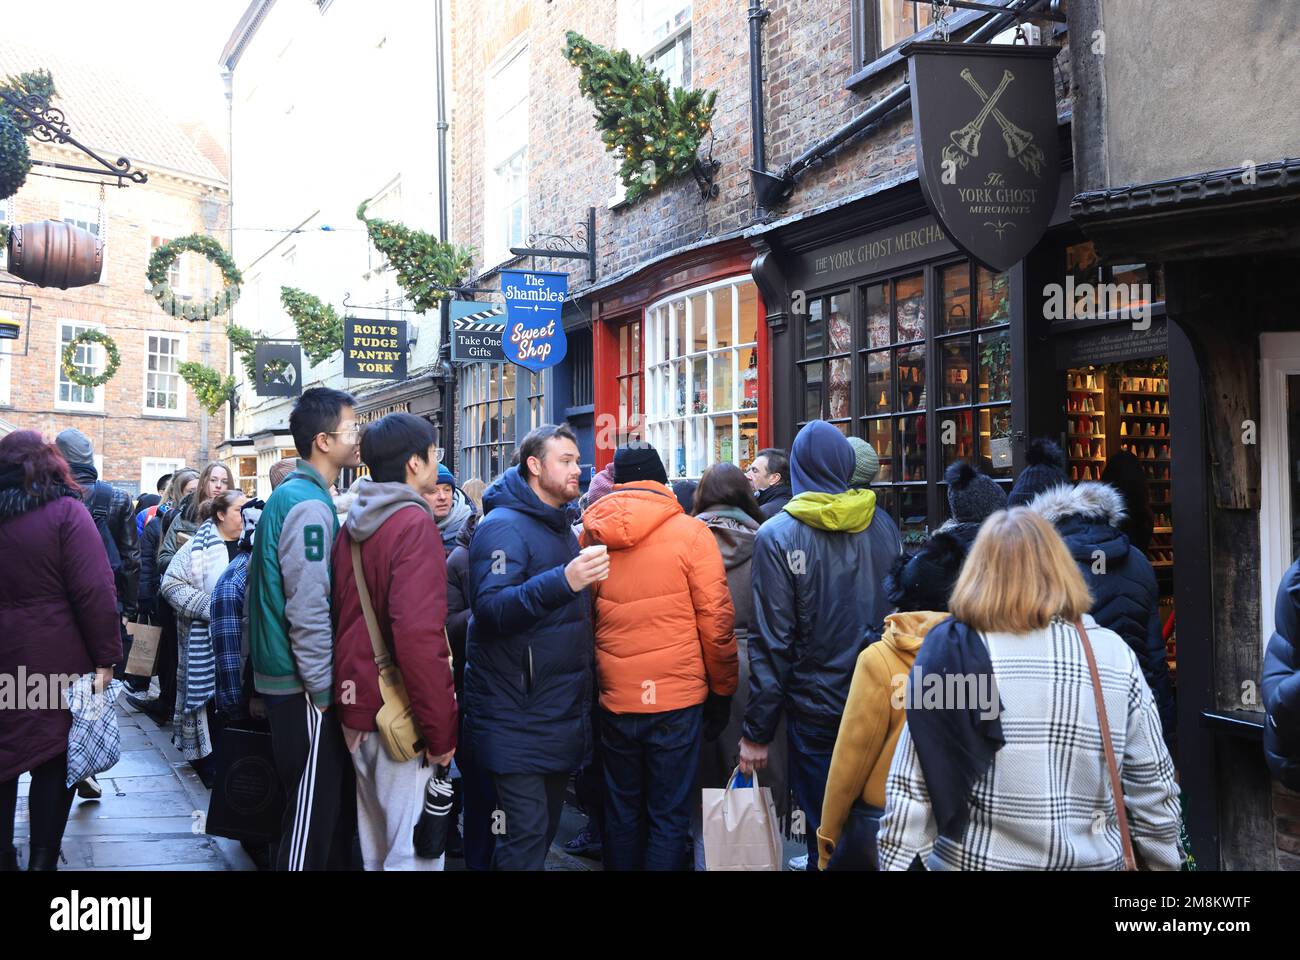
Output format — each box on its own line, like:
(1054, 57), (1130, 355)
(344, 318), (407, 380)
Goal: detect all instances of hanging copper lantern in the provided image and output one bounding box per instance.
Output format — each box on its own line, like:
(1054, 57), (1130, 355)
(6, 219), (103, 289)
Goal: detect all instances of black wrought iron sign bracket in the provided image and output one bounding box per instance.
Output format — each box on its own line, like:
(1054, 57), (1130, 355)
(0, 89), (149, 188)
(510, 206), (596, 283)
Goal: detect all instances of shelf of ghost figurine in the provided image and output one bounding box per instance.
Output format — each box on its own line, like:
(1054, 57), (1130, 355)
(1067, 432), (1106, 439)
(1069, 388), (1106, 396)
(1120, 390), (1169, 398)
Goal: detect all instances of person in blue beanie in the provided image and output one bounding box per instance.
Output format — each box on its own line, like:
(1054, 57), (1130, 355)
(738, 420), (902, 870)
(426, 461), (477, 557)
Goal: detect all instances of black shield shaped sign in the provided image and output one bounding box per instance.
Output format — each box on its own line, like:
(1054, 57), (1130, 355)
(254, 342), (302, 397)
(902, 41), (1060, 273)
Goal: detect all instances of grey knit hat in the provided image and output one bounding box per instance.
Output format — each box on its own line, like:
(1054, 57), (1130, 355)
(944, 460), (1007, 524)
(846, 436), (881, 489)
(55, 428), (94, 465)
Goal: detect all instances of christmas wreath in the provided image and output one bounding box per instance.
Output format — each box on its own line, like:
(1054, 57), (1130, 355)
(563, 31), (716, 204)
(61, 329), (120, 388)
(147, 234), (242, 321)
(178, 361), (237, 415)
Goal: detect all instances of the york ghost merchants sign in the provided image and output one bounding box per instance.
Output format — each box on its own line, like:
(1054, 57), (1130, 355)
(343, 317), (407, 380)
(902, 40), (1060, 273)
(501, 269), (567, 372)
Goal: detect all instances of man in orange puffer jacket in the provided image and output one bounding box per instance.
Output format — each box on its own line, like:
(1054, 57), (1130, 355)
(580, 444), (737, 871)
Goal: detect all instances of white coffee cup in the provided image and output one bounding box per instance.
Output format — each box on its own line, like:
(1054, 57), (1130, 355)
(582, 543), (610, 580)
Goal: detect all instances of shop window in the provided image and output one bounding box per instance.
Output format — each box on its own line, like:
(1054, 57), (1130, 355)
(794, 259), (1012, 542)
(461, 363), (518, 483)
(644, 277), (760, 479)
(232, 455), (259, 496)
(0, 310), (10, 406)
(853, 0), (933, 70)
(616, 319), (643, 446)
(1064, 241), (1165, 320)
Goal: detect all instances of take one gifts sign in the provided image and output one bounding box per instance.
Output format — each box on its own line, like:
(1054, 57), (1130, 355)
(501, 269), (567, 372)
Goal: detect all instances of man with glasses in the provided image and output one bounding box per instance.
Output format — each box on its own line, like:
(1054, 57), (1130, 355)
(248, 387), (363, 870)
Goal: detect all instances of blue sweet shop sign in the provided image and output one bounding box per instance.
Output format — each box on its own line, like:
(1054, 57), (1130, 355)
(501, 269), (568, 372)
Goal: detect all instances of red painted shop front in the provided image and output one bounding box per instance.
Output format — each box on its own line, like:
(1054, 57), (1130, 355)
(589, 239), (771, 478)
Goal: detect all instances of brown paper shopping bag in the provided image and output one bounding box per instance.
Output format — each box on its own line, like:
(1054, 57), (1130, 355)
(702, 766), (783, 871)
(124, 622), (162, 677)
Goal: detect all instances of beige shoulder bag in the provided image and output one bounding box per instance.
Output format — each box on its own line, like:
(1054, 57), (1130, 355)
(1075, 618), (1137, 871)
(351, 538), (425, 763)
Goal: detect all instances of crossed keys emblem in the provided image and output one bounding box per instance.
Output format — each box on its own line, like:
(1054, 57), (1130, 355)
(941, 68), (1046, 177)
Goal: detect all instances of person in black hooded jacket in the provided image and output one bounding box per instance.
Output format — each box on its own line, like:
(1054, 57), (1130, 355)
(1028, 481), (1176, 753)
(1263, 559), (1300, 790)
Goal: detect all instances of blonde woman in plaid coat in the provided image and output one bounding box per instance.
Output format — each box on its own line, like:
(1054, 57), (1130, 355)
(878, 508), (1182, 871)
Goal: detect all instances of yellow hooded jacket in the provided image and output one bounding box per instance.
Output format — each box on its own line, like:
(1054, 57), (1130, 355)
(816, 609), (949, 870)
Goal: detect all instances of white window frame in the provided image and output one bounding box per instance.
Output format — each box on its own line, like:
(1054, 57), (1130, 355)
(483, 42), (529, 266)
(644, 276), (761, 480)
(140, 457), (186, 499)
(365, 178), (402, 276)
(142, 330), (187, 418)
(55, 319), (106, 412)
(0, 308), (11, 407)
(150, 229), (184, 293)
(1259, 332), (1300, 651)
(0, 201), (9, 271)
(61, 200), (106, 284)
(609, 1), (694, 207)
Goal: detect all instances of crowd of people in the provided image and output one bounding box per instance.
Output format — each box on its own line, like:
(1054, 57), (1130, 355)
(1, 383), (1200, 872)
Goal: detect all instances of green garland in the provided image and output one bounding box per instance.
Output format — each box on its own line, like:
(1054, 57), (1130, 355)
(357, 201), (473, 313)
(225, 320), (258, 382)
(61, 329), (120, 388)
(280, 286), (343, 365)
(563, 31), (716, 204)
(147, 234), (242, 321)
(0, 71), (56, 202)
(178, 361), (237, 415)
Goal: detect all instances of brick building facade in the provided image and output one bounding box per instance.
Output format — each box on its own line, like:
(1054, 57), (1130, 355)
(0, 40), (230, 495)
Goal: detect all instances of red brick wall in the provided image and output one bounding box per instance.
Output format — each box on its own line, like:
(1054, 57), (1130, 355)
(2, 162), (230, 491)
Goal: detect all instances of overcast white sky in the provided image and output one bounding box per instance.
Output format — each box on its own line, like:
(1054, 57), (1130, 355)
(4, 0), (251, 140)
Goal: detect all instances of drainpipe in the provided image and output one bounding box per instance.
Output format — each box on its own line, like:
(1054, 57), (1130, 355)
(752, 0), (1052, 207)
(433, 0), (455, 470)
(748, 0), (773, 218)
(222, 66), (236, 446)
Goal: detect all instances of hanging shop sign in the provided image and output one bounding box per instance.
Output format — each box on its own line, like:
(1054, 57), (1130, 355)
(0, 318), (17, 340)
(501, 269), (568, 372)
(343, 317), (407, 380)
(450, 300), (506, 363)
(254, 342), (302, 397)
(902, 40), (1060, 273)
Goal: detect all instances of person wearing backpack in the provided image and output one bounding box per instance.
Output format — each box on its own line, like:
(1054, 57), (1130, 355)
(54, 430), (140, 800)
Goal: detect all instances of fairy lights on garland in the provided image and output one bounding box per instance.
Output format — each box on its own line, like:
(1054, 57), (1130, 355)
(146, 234), (242, 321)
(563, 31), (716, 203)
(178, 361), (238, 415)
(356, 201), (473, 313)
(60, 329), (120, 388)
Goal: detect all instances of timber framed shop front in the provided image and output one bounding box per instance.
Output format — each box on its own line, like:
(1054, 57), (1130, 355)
(746, 144), (1260, 868)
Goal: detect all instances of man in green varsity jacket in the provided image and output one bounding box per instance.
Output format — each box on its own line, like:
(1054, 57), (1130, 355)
(248, 387), (361, 871)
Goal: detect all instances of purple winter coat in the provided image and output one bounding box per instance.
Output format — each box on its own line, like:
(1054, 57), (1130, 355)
(0, 494), (122, 782)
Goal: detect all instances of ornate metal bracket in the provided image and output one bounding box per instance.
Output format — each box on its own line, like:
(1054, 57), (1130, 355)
(0, 90), (148, 187)
(693, 132), (721, 201)
(509, 206), (596, 282)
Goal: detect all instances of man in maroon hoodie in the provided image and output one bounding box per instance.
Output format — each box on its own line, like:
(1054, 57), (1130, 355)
(331, 413), (457, 871)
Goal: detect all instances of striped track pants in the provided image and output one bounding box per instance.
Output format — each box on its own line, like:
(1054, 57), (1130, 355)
(268, 692), (356, 871)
